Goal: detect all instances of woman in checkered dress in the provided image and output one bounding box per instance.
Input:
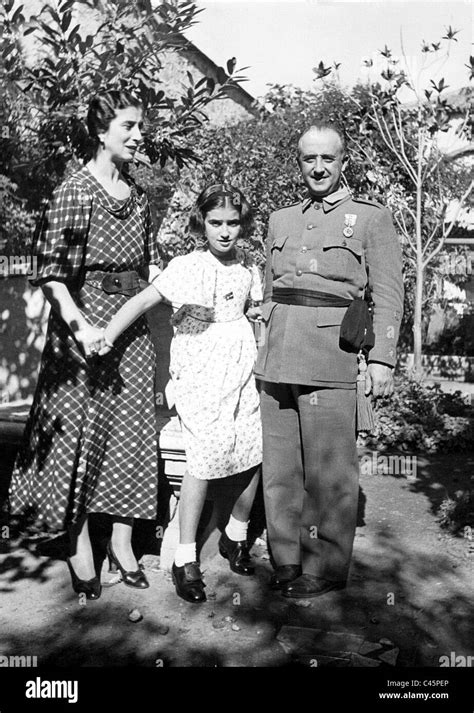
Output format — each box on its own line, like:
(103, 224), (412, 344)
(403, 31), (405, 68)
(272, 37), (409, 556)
(9, 91), (161, 598)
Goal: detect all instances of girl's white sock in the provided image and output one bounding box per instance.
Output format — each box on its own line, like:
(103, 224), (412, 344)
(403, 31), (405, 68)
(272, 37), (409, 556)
(225, 515), (249, 542)
(174, 542), (197, 567)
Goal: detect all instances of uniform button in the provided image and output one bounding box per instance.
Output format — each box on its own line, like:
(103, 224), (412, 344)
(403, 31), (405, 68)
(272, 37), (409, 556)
(342, 240), (347, 247)
(313, 203), (322, 210)
(296, 269), (302, 276)
(300, 246), (307, 253)
(307, 224), (314, 230)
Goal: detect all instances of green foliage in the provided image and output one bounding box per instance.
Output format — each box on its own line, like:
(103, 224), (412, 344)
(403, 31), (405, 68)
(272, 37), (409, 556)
(437, 491), (474, 534)
(157, 83), (380, 265)
(0, 175), (35, 255)
(0, 0), (246, 248)
(425, 308), (474, 357)
(312, 32), (473, 373)
(361, 377), (474, 453)
(0, 0), (243, 168)
(157, 31), (472, 358)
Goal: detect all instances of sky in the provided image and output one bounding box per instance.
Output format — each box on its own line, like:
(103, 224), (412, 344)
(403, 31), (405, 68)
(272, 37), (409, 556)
(185, 1), (473, 99)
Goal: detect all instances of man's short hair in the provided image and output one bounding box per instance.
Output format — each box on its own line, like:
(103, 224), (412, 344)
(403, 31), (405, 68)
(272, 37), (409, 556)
(297, 122), (347, 157)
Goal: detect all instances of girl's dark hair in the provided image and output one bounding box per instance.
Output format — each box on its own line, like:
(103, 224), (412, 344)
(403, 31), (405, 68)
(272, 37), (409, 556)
(86, 90), (143, 156)
(189, 184), (254, 241)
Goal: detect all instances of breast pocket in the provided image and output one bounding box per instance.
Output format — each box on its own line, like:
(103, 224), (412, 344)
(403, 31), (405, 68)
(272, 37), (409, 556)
(320, 236), (363, 282)
(270, 234), (289, 277)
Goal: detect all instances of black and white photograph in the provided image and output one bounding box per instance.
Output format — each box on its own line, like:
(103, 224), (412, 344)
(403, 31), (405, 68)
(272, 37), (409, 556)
(0, 0), (472, 705)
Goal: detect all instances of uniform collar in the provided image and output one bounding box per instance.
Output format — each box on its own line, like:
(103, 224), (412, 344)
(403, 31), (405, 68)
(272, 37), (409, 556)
(301, 186), (352, 213)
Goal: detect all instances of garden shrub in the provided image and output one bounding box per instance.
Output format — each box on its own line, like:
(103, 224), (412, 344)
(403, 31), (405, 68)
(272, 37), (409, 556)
(361, 376), (474, 453)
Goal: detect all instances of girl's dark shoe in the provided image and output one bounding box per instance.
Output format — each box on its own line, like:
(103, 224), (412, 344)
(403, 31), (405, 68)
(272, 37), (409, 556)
(66, 558), (102, 600)
(106, 542), (149, 589)
(218, 531), (255, 576)
(172, 562), (206, 603)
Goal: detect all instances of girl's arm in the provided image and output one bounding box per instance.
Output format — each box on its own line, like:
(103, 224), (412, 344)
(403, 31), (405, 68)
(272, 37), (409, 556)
(102, 283), (163, 348)
(42, 280), (105, 357)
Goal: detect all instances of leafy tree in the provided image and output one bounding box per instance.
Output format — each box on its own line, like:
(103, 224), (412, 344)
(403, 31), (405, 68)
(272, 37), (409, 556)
(0, 0), (246, 241)
(313, 31), (473, 376)
(158, 30), (473, 373)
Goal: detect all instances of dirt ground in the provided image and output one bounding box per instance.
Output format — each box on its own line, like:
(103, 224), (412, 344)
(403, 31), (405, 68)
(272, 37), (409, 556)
(0, 452), (473, 670)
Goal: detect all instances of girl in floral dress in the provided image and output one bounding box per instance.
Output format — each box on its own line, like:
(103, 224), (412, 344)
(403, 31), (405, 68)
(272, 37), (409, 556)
(101, 184), (263, 603)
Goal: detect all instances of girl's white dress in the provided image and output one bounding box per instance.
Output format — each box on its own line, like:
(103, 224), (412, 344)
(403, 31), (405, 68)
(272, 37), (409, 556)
(152, 249), (263, 480)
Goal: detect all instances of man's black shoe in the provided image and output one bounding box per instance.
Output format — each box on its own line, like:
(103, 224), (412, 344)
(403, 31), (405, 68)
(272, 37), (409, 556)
(281, 574), (346, 599)
(270, 564), (302, 590)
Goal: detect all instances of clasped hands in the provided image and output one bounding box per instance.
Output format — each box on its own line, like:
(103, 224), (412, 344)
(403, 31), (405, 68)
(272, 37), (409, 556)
(246, 304), (263, 322)
(74, 324), (113, 358)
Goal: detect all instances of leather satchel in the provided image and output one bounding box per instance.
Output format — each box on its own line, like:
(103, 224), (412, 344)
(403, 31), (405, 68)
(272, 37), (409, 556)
(339, 297), (375, 353)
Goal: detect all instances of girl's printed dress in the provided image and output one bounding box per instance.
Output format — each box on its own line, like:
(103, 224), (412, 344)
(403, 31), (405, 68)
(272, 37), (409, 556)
(152, 250), (263, 480)
(9, 167), (160, 531)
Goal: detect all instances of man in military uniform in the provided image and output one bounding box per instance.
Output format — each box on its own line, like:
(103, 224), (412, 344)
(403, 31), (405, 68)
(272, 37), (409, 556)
(255, 122), (403, 598)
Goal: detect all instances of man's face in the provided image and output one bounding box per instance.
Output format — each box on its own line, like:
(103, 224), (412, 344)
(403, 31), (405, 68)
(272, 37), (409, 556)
(298, 129), (347, 198)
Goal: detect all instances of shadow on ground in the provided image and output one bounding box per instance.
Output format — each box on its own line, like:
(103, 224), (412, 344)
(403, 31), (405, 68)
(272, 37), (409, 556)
(0, 524), (472, 667)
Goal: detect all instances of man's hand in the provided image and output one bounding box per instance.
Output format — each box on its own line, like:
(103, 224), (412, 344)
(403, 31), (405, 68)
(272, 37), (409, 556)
(365, 362), (394, 398)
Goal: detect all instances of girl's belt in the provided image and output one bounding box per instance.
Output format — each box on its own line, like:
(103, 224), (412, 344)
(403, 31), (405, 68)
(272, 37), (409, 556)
(84, 270), (148, 297)
(272, 288), (351, 308)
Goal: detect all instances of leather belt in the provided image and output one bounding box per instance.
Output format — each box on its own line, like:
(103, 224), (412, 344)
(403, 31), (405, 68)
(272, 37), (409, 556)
(272, 288), (351, 308)
(84, 270), (148, 297)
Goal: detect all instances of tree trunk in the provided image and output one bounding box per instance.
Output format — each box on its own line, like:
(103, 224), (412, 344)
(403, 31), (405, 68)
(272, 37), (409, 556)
(413, 261), (424, 378)
(413, 132), (424, 379)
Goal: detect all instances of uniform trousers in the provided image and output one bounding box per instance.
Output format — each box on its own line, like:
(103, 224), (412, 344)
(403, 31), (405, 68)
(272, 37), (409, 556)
(260, 381), (359, 582)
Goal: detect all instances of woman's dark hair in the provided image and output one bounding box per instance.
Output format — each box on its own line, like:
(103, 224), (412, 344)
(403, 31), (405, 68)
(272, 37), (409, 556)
(86, 89), (143, 156)
(189, 184), (254, 242)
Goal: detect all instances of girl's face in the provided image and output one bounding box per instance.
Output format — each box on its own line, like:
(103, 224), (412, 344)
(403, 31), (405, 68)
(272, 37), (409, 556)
(204, 204), (241, 259)
(98, 105), (143, 163)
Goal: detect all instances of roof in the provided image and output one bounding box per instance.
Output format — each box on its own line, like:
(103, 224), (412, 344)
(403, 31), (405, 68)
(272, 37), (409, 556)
(170, 33), (258, 117)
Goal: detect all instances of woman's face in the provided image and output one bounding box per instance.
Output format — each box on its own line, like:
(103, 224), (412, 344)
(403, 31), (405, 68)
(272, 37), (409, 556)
(98, 105), (143, 163)
(204, 204), (242, 259)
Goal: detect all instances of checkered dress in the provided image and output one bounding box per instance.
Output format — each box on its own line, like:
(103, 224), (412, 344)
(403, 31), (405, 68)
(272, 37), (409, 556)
(9, 167), (160, 531)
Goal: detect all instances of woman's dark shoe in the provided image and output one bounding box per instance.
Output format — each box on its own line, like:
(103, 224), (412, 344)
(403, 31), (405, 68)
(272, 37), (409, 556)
(270, 564), (302, 591)
(106, 542), (149, 589)
(66, 558), (102, 600)
(172, 562), (206, 603)
(218, 531), (255, 576)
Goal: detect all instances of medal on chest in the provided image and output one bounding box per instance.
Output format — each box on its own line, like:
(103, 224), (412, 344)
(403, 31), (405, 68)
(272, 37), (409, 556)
(343, 213), (357, 238)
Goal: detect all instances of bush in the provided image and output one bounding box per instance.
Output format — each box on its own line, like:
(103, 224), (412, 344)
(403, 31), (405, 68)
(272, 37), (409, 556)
(437, 491), (474, 534)
(361, 377), (474, 453)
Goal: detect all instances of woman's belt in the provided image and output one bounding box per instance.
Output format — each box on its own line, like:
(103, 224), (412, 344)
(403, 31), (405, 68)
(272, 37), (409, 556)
(84, 270), (148, 297)
(272, 288), (351, 308)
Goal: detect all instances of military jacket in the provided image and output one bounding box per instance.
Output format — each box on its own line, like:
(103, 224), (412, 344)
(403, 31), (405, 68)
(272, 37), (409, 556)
(254, 187), (404, 387)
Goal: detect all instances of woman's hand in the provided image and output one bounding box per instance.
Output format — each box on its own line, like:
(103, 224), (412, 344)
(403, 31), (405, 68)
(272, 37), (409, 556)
(74, 324), (107, 358)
